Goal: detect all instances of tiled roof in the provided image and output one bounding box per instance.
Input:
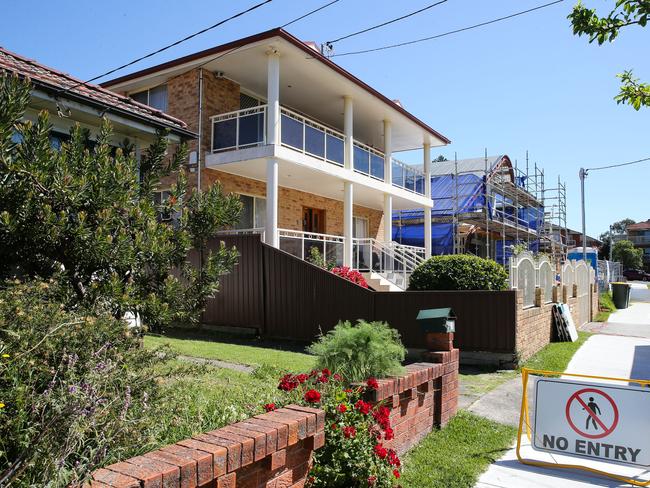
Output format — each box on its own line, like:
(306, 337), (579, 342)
(628, 220), (650, 231)
(0, 47), (192, 136)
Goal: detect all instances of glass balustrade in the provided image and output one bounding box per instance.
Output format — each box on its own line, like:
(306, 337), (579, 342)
(211, 105), (425, 195)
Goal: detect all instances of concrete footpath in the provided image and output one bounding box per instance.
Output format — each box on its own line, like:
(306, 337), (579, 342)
(475, 282), (650, 488)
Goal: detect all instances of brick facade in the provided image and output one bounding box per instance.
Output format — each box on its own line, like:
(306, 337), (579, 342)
(204, 168), (384, 239)
(88, 405), (325, 488)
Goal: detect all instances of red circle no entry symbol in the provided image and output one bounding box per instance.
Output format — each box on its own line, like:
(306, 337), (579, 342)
(565, 388), (619, 439)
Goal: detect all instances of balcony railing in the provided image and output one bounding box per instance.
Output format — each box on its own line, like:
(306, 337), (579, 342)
(211, 105), (425, 195)
(278, 228), (344, 266)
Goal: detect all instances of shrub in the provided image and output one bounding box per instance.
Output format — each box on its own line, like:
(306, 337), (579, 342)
(0, 280), (169, 486)
(307, 247), (337, 270)
(273, 370), (401, 487)
(408, 254), (509, 291)
(331, 266), (369, 288)
(307, 321), (405, 382)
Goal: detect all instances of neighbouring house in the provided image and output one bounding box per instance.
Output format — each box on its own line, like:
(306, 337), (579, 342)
(392, 155), (564, 264)
(624, 220), (650, 270)
(0, 47), (195, 156)
(102, 28), (450, 290)
(564, 227), (602, 250)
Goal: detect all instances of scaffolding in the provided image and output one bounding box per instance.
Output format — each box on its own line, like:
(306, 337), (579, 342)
(393, 151), (566, 266)
(540, 175), (569, 262)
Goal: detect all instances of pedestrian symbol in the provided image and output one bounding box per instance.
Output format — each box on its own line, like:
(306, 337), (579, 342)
(565, 388), (619, 440)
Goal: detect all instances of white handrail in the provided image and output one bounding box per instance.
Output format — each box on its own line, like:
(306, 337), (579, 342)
(210, 104), (268, 122)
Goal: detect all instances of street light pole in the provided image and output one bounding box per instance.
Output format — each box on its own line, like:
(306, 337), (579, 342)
(579, 167), (587, 263)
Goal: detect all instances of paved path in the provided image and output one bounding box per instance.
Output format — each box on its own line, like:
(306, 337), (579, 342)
(177, 354), (254, 373)
(475, 287), (650, 488)
(583, 282), (650, 338)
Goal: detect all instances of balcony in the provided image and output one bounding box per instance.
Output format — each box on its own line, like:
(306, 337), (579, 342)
(211, 105), (425, 196)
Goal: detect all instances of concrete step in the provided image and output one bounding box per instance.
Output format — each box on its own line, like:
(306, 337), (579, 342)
(362, 272), (403, 292)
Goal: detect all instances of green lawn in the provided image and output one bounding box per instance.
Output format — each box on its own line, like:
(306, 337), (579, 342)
(401, 411), (517, 488)
(145, 329), (316, 372)
(521, 331), (590, 373)
(594, 291), (616, 322)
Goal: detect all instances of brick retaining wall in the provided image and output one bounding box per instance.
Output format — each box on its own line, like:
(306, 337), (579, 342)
(87, 405), (325, 488)
(364, 350), (460, 455)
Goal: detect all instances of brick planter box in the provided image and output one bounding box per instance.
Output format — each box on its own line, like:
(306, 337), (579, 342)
(87, 405), (324, 488)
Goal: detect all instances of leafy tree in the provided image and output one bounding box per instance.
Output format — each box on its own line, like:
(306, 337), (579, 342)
(433, 155), (448, 162)
(0, 74), (242, 331)
(569, 0), (650, 110)
(612, 239), (643, 268)
(598, 218), (636, 258)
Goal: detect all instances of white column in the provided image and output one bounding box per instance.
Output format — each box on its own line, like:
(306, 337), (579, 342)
(266, 157), (279, 247)
(265, 49), (280, 247)
(266, 48), (280, 145)
(423, 142), (432, 258)
(344, 182), (354, 267)
(343, 96), (354, 266)
(383, 119), (393, 243)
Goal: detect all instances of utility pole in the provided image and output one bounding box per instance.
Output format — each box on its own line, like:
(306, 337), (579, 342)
(579, 167), (587, 263)
(609, 224), (614, 262)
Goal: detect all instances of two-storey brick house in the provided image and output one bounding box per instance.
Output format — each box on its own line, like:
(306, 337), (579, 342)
(102, 28), (450, 289)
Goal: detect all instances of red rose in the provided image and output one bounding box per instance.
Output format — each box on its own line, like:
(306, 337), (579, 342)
(384, 426), (394, 440)
(373, 443), (388, 459)
(331, 422), (338, 430)
(278, 374), (298, 391)
(333, 373), (343, 382)
(343, 426), (357, 438)
(321, 368), (331, 377)
(337, 403), (347, 413)
(304, 389), (321, 403)
(264, 403), (276, 412)
(316, 374), (329, 383)
(388, 449), (401, 467)
(367, 476), (377, 486)
(393, 469), (400, 479)
(366, 377), (379, 390)
(355, 399), (371, 415)
(296, 373), (309, 384)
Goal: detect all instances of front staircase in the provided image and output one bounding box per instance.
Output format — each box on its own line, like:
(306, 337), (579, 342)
(353, 238), (426, 291)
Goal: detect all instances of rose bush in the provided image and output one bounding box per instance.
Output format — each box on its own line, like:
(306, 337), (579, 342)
(271, 369), (401, 488)
(331, 266), (369, 288)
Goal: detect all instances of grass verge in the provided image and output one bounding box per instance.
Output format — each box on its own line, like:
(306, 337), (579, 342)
(595, 291), (616, 322)
(522, 331), (590, 372)
(145, 329), (315, 372)
(401, 411), (517, 488)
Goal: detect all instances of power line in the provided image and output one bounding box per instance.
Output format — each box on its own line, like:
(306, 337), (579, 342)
(119, 0), (343, 93)
(282, 0), (340, 28)
(326, 0), (447, 45)
(331, 0), (564, 57)
(586, 156), (650, 172)
(58, 0), (273, 94)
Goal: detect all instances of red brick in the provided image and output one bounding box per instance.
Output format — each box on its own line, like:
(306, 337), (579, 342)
(255, 413), (299, 445)
(235, 420), (278, 456)
(268, 448), (286, 470)
(206, 430), (254, 467)
(273, 470), (294, 488)
(92, 468), (140, 488)
(248, 418), (288, 449)
(161, 445), (212, 486)
(284, 405), (324, 433)
(126, 456), (180, 488)
(193, 433), (241, 473)
(177, 438), (227, 478)
(273, 409), (309, 440)
(216, 472), (236, 488)
(222, 425), (266, 462)
(305, 431), (325, 451)
(145, 451), (197, 488)
(104, 461), (162, 488)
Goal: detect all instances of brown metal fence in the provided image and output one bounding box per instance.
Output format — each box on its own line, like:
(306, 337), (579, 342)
(201, 234), (518, 353)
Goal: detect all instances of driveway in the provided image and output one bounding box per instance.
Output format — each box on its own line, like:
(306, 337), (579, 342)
(475, 285), (650, 488)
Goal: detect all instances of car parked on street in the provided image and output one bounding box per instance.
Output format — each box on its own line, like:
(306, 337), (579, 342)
(623, 269), (650, 281)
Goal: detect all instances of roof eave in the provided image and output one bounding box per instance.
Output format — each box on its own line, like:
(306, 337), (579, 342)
(102, 28), (450, 145)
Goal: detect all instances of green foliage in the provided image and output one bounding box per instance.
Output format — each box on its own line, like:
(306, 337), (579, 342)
(569, 0), (650, 110)
(307, 321), (406, 382)
(0, 280), (169, 486)
(306, 246), (336, 270)
(0, 74), (242, 330)
(598, 218), (636, 259)
(600, 291), (617, 312)
(612, 239), (643, 269)
(408, 254), (509, 291)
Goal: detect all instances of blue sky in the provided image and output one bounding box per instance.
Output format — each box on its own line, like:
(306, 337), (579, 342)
(2, 0), (649, 237)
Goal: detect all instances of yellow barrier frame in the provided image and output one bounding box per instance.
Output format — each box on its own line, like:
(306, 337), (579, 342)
(516, 367), (650, 487)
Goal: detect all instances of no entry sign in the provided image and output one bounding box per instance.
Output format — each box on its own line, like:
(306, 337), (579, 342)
(533, 378), (650, 467)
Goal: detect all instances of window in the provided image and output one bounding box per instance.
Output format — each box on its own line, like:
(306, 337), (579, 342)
(235, 194), (266, 229)
(130, 85), (168, 112)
